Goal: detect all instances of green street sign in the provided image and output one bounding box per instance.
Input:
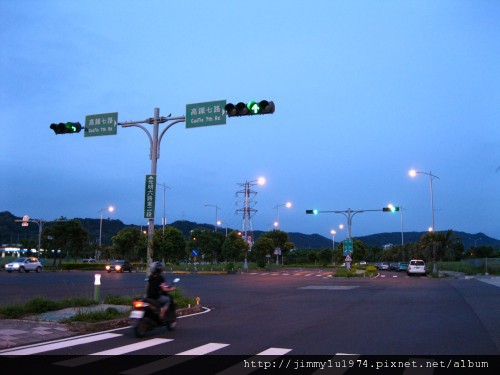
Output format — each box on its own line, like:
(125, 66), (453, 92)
(84, 112), (118, 137)
(144, 174), (156, 219)
(186, 100), (226, 128)
(343, 239), (353, 256)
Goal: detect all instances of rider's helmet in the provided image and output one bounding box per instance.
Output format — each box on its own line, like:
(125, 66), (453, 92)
(151, 261), (165, 274)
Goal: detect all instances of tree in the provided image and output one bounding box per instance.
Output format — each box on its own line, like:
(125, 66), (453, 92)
(416, 229), (462, 273)
(43, 219), (89, 262)
(250, 236), (275, 266)
(111, 227), (145, 261)
(153, 226), (187, 264)
(187, 228), (225, 263)
(221, 231), (248, 262)
(258, 230), (295, 264)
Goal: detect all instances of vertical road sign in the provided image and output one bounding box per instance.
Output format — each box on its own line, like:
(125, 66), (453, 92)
(144, 174), (156, 219)
(343, 239), (353, 256)
(84, 112), (118, 137)
(186, 100), (226, 128)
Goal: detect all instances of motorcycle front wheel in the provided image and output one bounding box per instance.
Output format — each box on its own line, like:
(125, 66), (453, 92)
(133, 320), (149, 338)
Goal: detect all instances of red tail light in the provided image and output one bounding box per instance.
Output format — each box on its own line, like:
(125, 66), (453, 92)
(133, 300), (149, 309)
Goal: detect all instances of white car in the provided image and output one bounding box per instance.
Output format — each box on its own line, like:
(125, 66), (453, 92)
(407, 259), (426, 276)
(5, 257), (43, 273)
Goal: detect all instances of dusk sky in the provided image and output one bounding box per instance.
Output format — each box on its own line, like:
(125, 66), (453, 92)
(2, 1), (499, 243)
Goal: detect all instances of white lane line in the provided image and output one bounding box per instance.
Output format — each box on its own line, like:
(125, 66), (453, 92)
(120, 343), (230, 375)
(54, 338), (173, 367)
(0, 333), (121, 356)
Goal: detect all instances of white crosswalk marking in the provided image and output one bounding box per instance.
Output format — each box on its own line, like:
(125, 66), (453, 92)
(54, 338), (172, 367)
(0, 333), (121, 355)
(120, 343), (230, 375)
(216, 347), (292, 375)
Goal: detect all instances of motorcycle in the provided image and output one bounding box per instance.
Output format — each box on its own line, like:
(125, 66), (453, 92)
(129, 277), (180, 338)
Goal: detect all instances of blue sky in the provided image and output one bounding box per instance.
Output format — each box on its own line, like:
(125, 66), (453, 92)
(1, 0), (499, 242)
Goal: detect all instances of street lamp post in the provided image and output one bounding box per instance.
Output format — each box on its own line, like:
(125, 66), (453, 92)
(98, 206), (114, 259)
(330, 229), (336, 250)
(272, 202), (292, 228)
(205, 204), (220, 232)
(157, 183), (170, 235)
(409, 169), (440, 232)
(330, 229), (336, 264)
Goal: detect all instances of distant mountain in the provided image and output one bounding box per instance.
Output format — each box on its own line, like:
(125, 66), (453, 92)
(1, 211), (498, 250)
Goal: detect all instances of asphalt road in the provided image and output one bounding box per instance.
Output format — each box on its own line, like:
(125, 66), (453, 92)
(0, 269), (499, 356)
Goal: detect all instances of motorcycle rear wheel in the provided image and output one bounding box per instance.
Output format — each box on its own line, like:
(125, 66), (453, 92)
(134, 320), (149, 338)
(166, 320), (177, 331)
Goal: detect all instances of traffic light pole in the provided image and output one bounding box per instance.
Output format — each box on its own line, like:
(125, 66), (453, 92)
(312, 208), (382, 239)
(119, 108), (185, 277)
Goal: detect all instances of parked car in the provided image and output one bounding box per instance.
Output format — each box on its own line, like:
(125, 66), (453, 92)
(397, 262), (408, 272)
(389, 262), (399, 271)
(82, 259), (96, 263)
(5, 257), (43, 273)
(358, 261), (367, 266)
(376, 262), (390, 270)
(105, 260), (133, 273)
(407, 259), (426, 276)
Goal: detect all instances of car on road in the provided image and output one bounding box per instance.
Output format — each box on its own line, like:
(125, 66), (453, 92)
(397, 262), (408, 272)
(407, 259), (426, 276)
(4, 257), (43, 273)
(82, 259), (96, 263)
(105, 260), (133, 273)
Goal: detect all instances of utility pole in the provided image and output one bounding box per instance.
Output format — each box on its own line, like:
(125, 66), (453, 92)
(119, 109), (185, 277)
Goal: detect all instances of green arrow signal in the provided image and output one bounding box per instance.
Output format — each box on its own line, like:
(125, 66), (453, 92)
(247, 101), (260, 114)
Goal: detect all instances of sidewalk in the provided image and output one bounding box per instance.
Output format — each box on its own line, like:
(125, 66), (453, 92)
(0, 304), (203, 350)
(0, 304), (131, 350)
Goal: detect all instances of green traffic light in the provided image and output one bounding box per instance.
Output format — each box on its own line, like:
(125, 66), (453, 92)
(247, 101), (260, 114)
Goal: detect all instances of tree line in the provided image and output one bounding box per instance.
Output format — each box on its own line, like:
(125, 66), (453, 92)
(14, 218), (499, 268)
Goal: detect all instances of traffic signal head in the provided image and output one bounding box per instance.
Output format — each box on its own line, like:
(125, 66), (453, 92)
(306, 209), (319, 215)
(225, 100), (275, 117)
(383, 206), (400, 212)
(50, 122), (82, 135)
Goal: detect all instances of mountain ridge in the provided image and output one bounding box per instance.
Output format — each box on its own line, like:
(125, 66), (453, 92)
(1, 211), (498, 250)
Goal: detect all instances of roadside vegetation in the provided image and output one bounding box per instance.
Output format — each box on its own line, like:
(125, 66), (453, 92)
(0, 291), (196, 322)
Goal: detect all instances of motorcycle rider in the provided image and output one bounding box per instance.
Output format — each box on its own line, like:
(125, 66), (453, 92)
(146, 261), (176, 321)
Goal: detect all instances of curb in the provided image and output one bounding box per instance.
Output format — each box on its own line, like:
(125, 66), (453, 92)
(67, 304), (203, 333)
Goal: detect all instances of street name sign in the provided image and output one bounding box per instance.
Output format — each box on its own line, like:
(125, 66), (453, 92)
(186, 100), (226, 128)
(144, 174), (156, 219)
(84, 112), (118, 137)
(343, 239), (353, 256)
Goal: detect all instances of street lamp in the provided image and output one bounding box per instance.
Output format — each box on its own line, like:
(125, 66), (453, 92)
(98, 206), (114, 259)
(272, 202), (292, 228)
(157, 182), (170, 235)
(217, 220), (228, 237)
(409, 169), (439, 231)
(330, 229), (336, 250)
(205, 204), (220, 232)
